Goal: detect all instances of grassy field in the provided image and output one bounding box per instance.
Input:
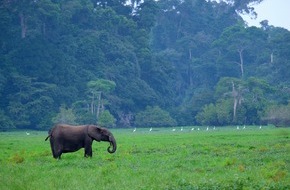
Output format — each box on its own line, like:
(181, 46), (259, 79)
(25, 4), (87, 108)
(0, 126), (289, 190)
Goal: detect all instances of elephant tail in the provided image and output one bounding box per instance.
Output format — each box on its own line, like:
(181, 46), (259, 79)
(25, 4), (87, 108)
(45, 128), (53, 141)
(45, 134), (51, 141)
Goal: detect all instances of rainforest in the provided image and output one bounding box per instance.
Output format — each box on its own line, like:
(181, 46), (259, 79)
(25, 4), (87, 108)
(0, 0), (290, 130)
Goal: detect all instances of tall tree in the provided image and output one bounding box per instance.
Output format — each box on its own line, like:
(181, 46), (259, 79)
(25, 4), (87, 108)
(87, 79), (116, 120)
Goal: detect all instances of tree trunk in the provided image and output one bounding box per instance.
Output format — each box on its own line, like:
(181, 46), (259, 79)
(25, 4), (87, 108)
(176, 16), (182, 39)
(91, 93), (95, 114)
(232, 81), (238, 122)
(188, 48), (193, 86)
(270, 52), (274, 63)
(238, 49), (244, 78)
(19, 12), (27, 39)
(42, 22), (46, 36)
(96, 92), (102, 119)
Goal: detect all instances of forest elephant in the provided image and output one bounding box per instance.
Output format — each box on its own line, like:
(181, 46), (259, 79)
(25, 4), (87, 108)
(45, 124), (117, 159)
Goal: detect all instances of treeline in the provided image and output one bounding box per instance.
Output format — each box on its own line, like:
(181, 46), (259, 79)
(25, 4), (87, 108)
(0, 0), (290, 130)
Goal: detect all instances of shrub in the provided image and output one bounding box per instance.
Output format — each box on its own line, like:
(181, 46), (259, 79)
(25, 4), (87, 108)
(98, 110), (116, 127)
(9, 153), (24, 164)
(135, 106), (176, 127)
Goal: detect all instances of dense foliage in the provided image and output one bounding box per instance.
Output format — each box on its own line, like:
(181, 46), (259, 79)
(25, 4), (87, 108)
(0, 0), (290, 130)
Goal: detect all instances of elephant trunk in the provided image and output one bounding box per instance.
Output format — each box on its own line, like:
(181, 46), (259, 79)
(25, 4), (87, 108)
(107, 135), (117, 153)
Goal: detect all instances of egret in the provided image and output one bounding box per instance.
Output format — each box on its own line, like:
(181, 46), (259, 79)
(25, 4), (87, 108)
(181, 127), (183, 131)
(149, 127), (152, 132)
(133, 128), (136, 132)
(206, 127), (209, 131)
(197, 128), (200, 131)
(259, 125), (262, 129)
(243, 125), (246, 129)
(191, 127), (194, 131)
(26, 132), (30, 135)
(172, 128), (176, 132)
(213, 126), (216, 130)
(237, 126), (240, 130)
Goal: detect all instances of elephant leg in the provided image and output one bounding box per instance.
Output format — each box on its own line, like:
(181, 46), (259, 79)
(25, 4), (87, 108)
(55, 144), (63, 159)
(50, 140), (58, 158)
(51, 140), (62, 159)
(54, 148), (62, 159)
(84, 145), (92, 157)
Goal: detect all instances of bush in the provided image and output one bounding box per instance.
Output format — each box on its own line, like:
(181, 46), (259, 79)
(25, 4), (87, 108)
(195, 103), (218, 125)
(135, 106), (176, 127)
(98, 110), (116, 127)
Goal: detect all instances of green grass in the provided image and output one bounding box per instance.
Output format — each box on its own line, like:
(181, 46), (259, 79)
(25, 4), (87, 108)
(0, 126), (290, 190)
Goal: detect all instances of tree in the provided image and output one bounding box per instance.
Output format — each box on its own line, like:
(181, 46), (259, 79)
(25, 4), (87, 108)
(214, 25), (248, 78)
(212, 77), (272, 125)
(87, 79), (116, 120)
(215, 77), (246, 122)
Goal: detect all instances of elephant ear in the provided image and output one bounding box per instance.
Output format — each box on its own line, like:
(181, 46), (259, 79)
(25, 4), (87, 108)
(87, 125), (102, 141)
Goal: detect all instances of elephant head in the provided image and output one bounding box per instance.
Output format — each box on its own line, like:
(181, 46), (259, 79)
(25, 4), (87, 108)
(88, 125), (117, 153)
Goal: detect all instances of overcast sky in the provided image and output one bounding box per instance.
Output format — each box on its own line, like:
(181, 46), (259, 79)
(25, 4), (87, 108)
(240, 0), (290, 30)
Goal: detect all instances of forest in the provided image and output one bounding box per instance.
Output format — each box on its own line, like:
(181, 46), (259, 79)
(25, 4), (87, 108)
(0, 0), (290, 130)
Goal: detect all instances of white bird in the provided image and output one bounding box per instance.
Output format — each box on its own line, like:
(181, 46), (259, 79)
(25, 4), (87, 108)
(133, 128), (136, 132)
(191, 127), (194, 131)
(237, 126), (240, 130)
(243, 125), (246, 129)
(259, 125), (262, 129)
(26, 132), (30, 135)
(206, 127), (209, 131)
(172, 128), (176, 132)
(213, 126), (216, 130)
(181, 127), (183, 131)
(149, 127), (152, 132)
(197, 128), (200, 131)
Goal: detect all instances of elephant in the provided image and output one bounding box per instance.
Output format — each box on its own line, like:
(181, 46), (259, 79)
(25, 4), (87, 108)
(45, 124), (117, 159)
